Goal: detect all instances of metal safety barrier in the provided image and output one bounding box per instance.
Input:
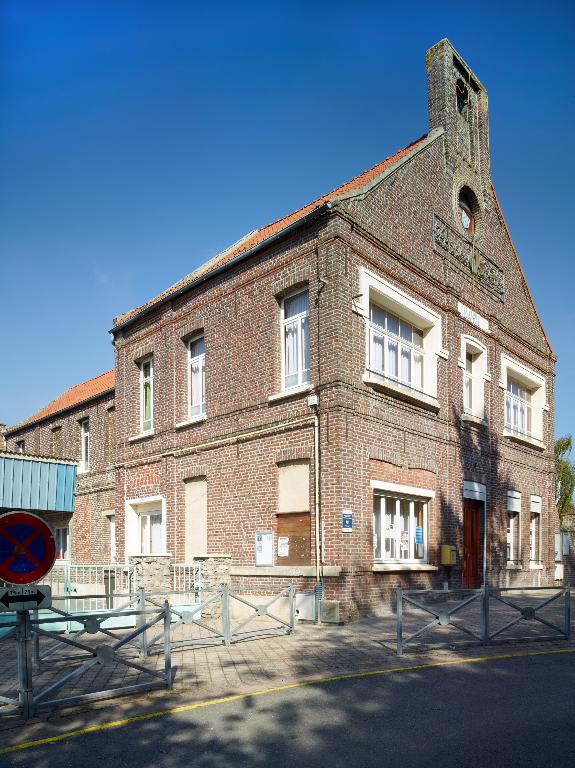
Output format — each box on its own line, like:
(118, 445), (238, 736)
(0, 596), (172, 720)
(396, 585), (571, 655)
(145, 583), (295, 654)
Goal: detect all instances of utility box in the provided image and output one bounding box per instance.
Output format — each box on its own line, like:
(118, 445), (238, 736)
(295, 591), (316, 622)
(440, 545), (457, 566)
(319, 600), (341, 624)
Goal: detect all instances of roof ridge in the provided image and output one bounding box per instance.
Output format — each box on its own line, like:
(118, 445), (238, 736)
(113, 133), (429, 328)
(7, 369), (115, 434)
(255, 133), (428, 233)
(68, 368), (115, 387)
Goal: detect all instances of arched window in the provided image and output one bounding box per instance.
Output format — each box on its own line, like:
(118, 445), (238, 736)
(458, 188), (475, 235)
(456, 78), (469, 115)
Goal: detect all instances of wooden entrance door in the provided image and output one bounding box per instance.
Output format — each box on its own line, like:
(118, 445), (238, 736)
(463, 499), (481, 588)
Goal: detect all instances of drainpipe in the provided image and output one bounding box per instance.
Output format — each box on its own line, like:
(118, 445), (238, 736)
(313, 404), (321, 583)
(483, 499), (487, 586)
(307, 394), (322, 621)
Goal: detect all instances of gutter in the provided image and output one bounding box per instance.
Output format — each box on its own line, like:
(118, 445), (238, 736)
(111, 202), (332, 336)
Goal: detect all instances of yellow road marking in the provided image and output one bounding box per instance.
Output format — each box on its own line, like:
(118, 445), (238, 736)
(1, 646), (574, 756)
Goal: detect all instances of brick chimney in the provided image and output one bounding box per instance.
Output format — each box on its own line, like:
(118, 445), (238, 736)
(426, 39), (490, 192)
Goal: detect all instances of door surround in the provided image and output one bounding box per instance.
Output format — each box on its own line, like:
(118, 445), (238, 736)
(462, 481), (486, 587)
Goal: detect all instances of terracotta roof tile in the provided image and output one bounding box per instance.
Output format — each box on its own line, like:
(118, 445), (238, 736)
(8, 370), (115, 432)
(114, 134), (428, 327)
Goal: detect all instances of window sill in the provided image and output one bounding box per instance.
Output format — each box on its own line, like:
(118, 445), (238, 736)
(363, 373), (439, 412)
(77, 468), (89, 476)
(529, 562), (544, 570)
(231, 565), (341, 577)
(503, 430), (545, 451)
(175, 416), (206, 430)
(128, 552), (171, 558)
(506, 563), (523, 571)
(128, 431), (155, 443)
(268, 384), (314, 403)
(461, 412), (486, 426)
(372, 563), (438, 573)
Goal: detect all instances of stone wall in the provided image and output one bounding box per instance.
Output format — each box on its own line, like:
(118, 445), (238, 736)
(129, 554), (171, 595)
(194, 554), (231, 618)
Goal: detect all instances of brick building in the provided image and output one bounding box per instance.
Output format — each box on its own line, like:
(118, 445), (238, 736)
(4, 40), (559, 619)
(4, 372), (116, 563)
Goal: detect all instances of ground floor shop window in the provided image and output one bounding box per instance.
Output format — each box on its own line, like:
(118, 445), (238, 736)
(373, 494), (428, 563)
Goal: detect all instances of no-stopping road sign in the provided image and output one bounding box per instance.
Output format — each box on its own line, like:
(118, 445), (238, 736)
(0, 512), (56, 585)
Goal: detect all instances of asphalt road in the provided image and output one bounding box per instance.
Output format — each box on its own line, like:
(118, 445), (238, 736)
(4, 651), (575, 768)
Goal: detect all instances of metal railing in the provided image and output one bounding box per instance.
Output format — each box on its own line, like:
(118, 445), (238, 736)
(0, 596), (172, 720)
(36, 563), (134, 612)
(145, 583), (295, 654)
(396, 585), (571, 655)
(171, 563), (201, 597)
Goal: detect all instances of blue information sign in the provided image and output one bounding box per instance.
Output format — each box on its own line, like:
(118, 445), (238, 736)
(415, 526), (423, 545)
(342, 511), (353, 532)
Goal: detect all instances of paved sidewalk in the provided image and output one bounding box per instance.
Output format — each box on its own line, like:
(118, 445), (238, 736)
(0, 600), (574, 752)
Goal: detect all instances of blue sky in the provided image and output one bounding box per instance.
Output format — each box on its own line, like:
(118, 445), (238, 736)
(1, 0), (574, 440)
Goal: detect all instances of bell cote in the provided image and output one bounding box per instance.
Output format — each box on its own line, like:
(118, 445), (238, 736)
(426, 39), (490, 189)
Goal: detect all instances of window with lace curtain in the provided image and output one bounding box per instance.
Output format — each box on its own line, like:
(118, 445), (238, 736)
(281, 290), (310, 391)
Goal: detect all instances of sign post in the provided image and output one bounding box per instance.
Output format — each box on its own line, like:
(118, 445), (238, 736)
(0, 511), (58, 720)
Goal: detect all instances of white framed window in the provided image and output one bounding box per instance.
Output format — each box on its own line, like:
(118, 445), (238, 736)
(16, 440), (25, 454)
(507, 490), (521, 563)
(373, 492), (428, 564)
(140, 357), (154, 433)
(140, 509), (163, 555)
(501, 354), (546, 445)
(281, 289), (310, 390)
(188, 335), (206, 419)
(369, 304), (424, 392)
(358, 270), (443, 402)
(505, 378), (532, 437)
(55, 526), (69, 560)
(79, 419), (90, 473)
(460, 336), (487, 418)
(530, 495), (542, 563)
(124, 496), (166, 557)
(107, 514), (117, 564)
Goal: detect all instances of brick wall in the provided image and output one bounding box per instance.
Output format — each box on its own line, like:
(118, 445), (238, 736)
(5, 391), (117, 563)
